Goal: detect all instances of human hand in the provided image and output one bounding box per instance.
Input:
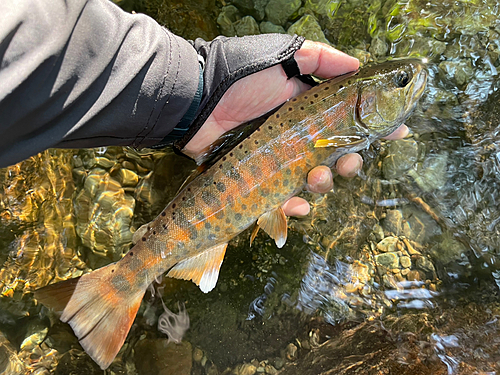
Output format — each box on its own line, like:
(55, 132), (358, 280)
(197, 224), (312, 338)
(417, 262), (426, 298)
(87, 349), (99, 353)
(184, 40), (408, 217)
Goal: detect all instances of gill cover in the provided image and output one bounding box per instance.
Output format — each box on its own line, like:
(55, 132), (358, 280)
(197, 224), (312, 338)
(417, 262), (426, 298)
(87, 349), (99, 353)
(356, 60), (427, 137)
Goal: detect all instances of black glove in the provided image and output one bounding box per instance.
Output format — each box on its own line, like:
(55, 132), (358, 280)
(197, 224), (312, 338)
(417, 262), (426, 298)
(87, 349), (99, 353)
(159, 34), (311, 151)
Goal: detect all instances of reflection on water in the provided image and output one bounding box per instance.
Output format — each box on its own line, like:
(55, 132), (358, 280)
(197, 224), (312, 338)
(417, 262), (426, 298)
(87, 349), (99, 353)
(2, 0), (500, 373)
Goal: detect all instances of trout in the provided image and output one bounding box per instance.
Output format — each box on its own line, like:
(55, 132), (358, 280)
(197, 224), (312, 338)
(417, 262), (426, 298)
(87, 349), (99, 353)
(35, 59), (427, 369)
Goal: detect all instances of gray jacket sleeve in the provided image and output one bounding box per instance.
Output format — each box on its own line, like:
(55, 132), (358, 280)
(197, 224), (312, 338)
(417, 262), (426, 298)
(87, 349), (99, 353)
(1, 0), (306, 168)
(0, 0), (200, 167)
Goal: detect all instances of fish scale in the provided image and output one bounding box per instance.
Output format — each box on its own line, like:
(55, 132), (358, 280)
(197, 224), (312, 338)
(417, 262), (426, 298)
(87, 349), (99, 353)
(34, 59), (427, 370)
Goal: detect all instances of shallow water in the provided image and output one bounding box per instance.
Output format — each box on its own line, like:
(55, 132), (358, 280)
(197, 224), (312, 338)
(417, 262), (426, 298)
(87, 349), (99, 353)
(3, 0), (500, 374)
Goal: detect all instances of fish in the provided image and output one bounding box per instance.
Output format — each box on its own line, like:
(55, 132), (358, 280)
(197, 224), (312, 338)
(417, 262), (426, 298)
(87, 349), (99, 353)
(34, 59), (427, 369)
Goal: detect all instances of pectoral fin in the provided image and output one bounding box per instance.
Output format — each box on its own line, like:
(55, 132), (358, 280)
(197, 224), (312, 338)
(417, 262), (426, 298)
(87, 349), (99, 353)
(250, 207), (288, 248)
(314, 136), (365, 148)
(167, 243), (228, 293)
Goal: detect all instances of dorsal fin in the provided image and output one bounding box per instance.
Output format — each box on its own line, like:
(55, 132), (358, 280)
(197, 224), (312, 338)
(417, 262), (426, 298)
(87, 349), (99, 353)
(166, 243), (228, 293)
(250, 207), (288, 248)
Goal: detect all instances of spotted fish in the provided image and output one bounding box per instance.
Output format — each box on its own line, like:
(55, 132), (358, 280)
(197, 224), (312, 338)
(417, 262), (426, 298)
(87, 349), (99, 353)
(34, 59), (427, 369)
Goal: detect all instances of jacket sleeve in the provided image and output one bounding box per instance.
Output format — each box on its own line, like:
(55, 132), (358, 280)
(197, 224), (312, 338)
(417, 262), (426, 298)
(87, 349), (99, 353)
(0, 0), (200, 167)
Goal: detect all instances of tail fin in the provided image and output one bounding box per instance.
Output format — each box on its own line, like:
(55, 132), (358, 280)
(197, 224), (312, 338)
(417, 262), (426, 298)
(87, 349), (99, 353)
(34, 265), (146, 370)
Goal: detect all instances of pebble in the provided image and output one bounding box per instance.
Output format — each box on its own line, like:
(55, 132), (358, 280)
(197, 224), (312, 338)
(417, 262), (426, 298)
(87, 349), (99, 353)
(400, 255), (412, 268)
(265, 365), (278, 374)
(375, 252), (400, 269)
(193, 347), (204, 362)
(376, 236), (399, 252)
(273, 357), (284, 370)
(286, 343), (298, 361)
(238, 363), (257, 375)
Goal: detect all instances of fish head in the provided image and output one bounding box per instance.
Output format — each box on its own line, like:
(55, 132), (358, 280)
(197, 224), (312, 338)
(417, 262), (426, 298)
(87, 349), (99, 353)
(355, 59), (427, 138)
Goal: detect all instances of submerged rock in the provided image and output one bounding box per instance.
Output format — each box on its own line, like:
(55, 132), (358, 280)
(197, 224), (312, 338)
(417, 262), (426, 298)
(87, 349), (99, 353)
(264, 0), (301, 26)
(134, 340), (192, 375)
(287, 15), (330, 45)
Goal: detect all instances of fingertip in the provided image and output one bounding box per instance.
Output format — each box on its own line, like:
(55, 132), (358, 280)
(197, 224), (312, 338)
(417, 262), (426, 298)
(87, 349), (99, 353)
(282, 197), (311, 217)
(336, 153), (363, 178)
(295, 40), (360, 78)
(384, 124), (409, 140)
(307, 166), (333, 193)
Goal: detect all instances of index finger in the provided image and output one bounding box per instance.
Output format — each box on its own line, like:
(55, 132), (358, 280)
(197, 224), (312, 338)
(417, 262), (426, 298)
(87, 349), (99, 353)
(294, 40), (360, 78)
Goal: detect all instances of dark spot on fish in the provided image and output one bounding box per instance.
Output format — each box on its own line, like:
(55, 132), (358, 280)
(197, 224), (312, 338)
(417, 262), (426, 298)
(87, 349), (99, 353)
(208, 234), (216, 240)
(242, 204), (247, 210)
(251, 203), (258, 212)
(202, 191), (221, 207)
(227, 168), (241, 180)
(190, 229), (198, 240)
(283, 179), (289, 186)
(314, 94), (318, 98)
(205, 222), (212, 229)
(187, 188), (191, 192)
(245, 150), (248, 154)
(147, 226), (150, 231)
(304, 95), (308, 99)
(310, 101), (314, 104)
(274, 180), (279, 187)
(215, 226), (220, 232)
(230, 152), (233, 157)
(172, 203), (176, 209)
(239, 144), (243, 149)
(280, 123), (284, 127)
(111, 275), (131, 292)
(275, 193), (281, 198)
(161, 212), (166, 217)
(276, 114), (280, 118)
(216, 182), (226, 192)
(300, 107), (304, 110)
(183, 197), (195, 207)
(235, 213), (242, 221)
(196, 211), (206, 221)
(261, 188), (270, 197)
(292, 98), (297, 102)
(196, 243), (202, 249)
(347, 80), (352, 84)
(219, 164), (223, 169)
(288, 107), (293, 111)
(254, 140), (259, 145)
(128, 255), (143, 271)
(295, 166), (303, 175)
(268, 126), (273, 130)
(324, 86), (330, 90)
(227, 195), (235, 206)
(285, 168), (292, 175)
(153, 230), (156, 235)
(215, 211), (224, 219)
(226, 218), (231, 224)
(163, 224), (168, 229)
(257, 128), (261, 132)
(111, 269), (114, 273)
(339, 85), (344, 89)
(142, 237), (146, 241)
(222, 156), (227, 161)
(182, 196), (186, 201)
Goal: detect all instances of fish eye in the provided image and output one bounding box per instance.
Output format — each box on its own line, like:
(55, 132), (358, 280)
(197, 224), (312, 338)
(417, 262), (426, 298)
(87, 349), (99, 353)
(394, 70), (411, 87)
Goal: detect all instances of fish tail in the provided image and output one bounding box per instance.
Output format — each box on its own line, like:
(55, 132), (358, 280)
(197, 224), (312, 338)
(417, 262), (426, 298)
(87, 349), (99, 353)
(34, 264), (146, 370)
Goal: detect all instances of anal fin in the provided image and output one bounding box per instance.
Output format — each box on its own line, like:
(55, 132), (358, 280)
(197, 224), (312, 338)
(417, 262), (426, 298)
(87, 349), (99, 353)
(250, 207), (288, 248)
(34, 264), (146, 370)
(166, 243), (228, 293)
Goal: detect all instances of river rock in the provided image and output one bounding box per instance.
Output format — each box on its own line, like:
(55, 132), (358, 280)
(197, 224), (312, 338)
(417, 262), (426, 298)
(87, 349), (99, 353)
(233, 0), (269, 21)
(259, 21), (286, 34)
(217, 5), (240, 36)
(134, 339), (192, 375)
(287, 15), (330, 45)
(382, 139), (419, 180)
(265, 0), (301, 26)
(235, 16), (260, 36)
